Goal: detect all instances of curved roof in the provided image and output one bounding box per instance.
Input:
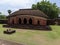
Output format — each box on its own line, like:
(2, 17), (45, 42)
(8, 9), (48, 18)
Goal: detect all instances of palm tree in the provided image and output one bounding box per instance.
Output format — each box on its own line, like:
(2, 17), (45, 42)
(8, 10), (11, 15)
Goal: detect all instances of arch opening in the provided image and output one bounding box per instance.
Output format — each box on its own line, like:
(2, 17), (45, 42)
(19, 18), (21, 24)
(37, 20), (40, 25)
(29, 18), (32, 24)
(12, 19), (14, 24)
(23, 18), (27, 24)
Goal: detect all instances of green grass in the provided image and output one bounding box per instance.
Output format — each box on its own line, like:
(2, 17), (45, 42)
(0, 24), (60, 45)
(46, 25), (60, 39)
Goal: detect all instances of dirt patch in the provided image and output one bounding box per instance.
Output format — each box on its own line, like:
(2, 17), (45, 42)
(27, 34), (49, 45)
(48, 38), (60, 45)
(0, 39), (23, 45)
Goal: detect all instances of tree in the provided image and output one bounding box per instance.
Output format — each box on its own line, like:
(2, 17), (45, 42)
(0, 12), (2, 14)
(8, 10), (12, 15)
(0, 15), (6, 19)
(32, 4), (37, 9)
(32, 0), (60, 19)
(59, 7), (60, 14)
(0, 12), (6, 19)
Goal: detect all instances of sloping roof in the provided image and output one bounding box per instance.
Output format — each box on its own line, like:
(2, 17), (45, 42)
(8, 9), (48, 18)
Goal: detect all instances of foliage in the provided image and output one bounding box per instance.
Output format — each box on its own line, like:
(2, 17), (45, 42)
(8, 10), (12, 15)
(59, 7), (60, 14)
(0, 12), (6, 19)
(32, 0), (60, 19)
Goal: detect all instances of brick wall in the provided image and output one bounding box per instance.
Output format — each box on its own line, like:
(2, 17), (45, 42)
(8, 15), (47, 26)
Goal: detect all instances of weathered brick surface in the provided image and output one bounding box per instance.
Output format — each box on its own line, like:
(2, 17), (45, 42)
(8, 15), (47, 26)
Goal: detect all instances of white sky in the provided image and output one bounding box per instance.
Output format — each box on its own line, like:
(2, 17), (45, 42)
(0, 0), (60, 15)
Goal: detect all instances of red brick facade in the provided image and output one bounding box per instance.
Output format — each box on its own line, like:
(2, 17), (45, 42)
(8, 15), (47, 26)
(7, 9), (48, 27)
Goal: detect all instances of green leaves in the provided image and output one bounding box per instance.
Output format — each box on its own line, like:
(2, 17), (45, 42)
(0, 12), (6, 20)
(0, 15), (6, 20)
(8, 10), (12, 15)
(32, 0), (59, 19)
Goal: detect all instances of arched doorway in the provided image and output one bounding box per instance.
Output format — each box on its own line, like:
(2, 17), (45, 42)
(23, 18), (27, 24)
(29, 18), (32, 24)
(12, 19), (14, 24)
(37, 20), (40, 25)
(19, 18), (21, 24)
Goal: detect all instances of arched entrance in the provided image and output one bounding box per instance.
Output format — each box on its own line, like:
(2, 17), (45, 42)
(23, 18), (27, 24)
(12, 19), (14, 24)
(19, 18), (21, 24)
(29, 18), (32, 24)
(37, 20), (40, 25)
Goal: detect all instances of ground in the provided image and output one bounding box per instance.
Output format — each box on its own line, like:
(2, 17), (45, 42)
(0, 24), (60, 45)
(0, 39), (22, 45)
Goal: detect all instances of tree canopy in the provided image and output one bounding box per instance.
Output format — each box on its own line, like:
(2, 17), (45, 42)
(0, 12), (6, 20)
(32, 0), (60, 19)
(8, 10), (12, 15)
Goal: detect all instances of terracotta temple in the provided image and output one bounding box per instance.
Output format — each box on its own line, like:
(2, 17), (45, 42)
(7, 9), (49, 29)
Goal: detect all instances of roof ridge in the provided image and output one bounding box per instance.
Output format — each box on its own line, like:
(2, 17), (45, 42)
(19, 9), (38, 10)
(8, 9), (48, 18)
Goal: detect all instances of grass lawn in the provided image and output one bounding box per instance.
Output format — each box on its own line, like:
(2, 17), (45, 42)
(0, 24), (60, 45)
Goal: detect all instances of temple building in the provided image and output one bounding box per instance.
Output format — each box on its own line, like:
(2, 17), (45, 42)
(7, 9), (48, 29)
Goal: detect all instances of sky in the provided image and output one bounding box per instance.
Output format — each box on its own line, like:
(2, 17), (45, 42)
(0, 0), (60, 15)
